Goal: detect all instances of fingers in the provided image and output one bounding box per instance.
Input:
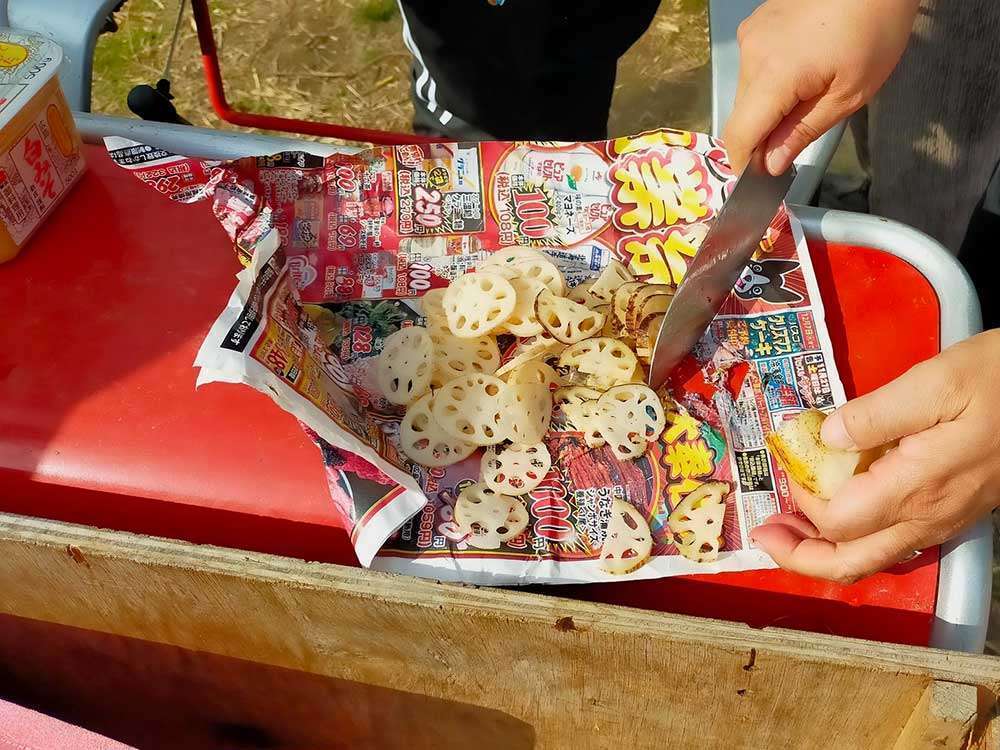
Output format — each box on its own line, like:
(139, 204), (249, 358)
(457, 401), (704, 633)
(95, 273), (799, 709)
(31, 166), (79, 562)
(721, 69), (801, 176)
(783, 453), (912, 540)
(821, 359), (967, 451)
(752, 520), (915, 584)
(786, 419), (975, 547)
(759, 512), (820, 538)
(762, 93), (853, 174)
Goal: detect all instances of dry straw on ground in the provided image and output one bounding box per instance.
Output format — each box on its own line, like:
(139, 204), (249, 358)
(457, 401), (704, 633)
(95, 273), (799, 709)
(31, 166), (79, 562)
(93, 0), (710, 145)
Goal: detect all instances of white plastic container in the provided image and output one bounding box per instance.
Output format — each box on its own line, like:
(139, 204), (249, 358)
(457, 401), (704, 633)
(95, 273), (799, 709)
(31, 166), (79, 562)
(0, 29), (85, 263)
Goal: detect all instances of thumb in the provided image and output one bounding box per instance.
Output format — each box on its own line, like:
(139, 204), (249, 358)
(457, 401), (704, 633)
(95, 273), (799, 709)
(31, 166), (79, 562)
(821, 360), (964, 451)
(763, 94), (849, 175)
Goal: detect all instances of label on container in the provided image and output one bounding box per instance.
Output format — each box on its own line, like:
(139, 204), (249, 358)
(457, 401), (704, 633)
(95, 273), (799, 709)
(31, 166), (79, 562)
(0, 101), (82, 245)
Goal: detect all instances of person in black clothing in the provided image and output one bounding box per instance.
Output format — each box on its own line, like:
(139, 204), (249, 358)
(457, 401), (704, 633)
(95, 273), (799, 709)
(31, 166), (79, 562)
(397, 0), (660, 142)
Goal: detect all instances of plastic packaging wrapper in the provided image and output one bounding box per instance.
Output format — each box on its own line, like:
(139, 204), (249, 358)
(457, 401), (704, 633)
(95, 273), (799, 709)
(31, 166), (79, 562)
(107, 130), (846, 584)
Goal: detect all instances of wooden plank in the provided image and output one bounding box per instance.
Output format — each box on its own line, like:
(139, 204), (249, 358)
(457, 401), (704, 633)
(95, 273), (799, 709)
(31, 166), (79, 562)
(893, 681), (977, 750)
(1, 511), (999, 749)
(974, 700), (1000, 750)
(0, 614), (535, 750)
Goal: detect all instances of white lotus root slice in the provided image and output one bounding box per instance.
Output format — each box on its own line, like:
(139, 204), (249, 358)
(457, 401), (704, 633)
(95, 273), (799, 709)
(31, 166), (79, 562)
(399, 392), (477, 468)
(535, 289), (605, 344)
(454, 483), (530, 549)
(588, 259), (634, 304)
(494, 333), (565, 378)
(585, 384), (667, 460)
(506, 359), (561, 391)
(420, 288), (449, 330)
(481, 442), (552, 495)
(554, 386), (603, 406)
(599, 499), (654, 574)
(766, 409), (884, 500)
(498, 276), (545, 337)
(668, 482), (729, 563)
(558, 337), (638, 391)
(431, 373), (510, 446)
(428, 329), (501, 389)
(375, 326), (433, 405)
(480, 246), (565, 295)
(502, 378), (552, 444)
(443, 271), (516, 338)
(563, 400), (601, 436)
(566, 279), (598, 307)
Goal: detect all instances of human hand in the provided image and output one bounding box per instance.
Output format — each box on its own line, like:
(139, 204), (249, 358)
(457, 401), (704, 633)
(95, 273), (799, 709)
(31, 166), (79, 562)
(722, 0), (920, 175)
(751, 330), (1000, 583)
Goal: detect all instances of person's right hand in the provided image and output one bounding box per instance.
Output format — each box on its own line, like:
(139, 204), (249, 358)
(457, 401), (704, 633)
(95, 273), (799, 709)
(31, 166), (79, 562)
(721, 0), (920, 175)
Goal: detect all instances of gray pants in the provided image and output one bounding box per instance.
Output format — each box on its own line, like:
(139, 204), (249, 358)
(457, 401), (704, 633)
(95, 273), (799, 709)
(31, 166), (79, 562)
(854, 0), (1000, 254)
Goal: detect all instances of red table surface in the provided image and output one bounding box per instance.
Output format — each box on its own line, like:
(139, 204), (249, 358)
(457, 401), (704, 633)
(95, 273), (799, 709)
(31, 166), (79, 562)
(0, 147), (941, 645)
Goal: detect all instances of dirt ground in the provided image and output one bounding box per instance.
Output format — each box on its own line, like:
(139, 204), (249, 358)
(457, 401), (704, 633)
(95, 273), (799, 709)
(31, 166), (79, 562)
(92, 0), (711, 143)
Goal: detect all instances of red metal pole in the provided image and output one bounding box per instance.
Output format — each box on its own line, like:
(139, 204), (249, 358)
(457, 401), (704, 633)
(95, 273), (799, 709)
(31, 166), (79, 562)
(189, 0), (440, 145)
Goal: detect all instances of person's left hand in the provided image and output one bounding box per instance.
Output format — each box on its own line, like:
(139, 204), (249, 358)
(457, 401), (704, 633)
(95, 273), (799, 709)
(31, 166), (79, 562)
(751, 329), (1000, 584)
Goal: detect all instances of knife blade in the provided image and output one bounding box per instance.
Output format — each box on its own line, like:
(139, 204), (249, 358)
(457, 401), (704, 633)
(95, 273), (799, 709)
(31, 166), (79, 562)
(646, 146), (795, 390)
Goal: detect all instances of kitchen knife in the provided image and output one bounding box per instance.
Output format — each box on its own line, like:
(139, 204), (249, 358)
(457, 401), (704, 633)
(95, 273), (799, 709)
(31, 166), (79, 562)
(646, 146), (795, 390)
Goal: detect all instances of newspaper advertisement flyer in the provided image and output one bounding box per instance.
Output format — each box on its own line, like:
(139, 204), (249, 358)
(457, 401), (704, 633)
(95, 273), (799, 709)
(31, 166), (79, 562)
(107, 130), (846, 584)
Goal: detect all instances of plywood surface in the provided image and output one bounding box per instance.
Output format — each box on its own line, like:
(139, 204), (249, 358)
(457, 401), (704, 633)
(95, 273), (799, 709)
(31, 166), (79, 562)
(1, 512), (998, 749)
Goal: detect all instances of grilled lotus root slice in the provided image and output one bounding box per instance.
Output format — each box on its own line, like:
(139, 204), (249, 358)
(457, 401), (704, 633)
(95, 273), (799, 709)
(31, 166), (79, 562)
(399, 392), (477, 468)
(599, 499), (654, 574)
(443, 271), (516, 338)
(626, 288), (673, 338)
(588, 259), (634, 304)
(600, 306), (622, 338)
(480, 246), (565, 295)
(558, 337), (638, 391)
(502, 379), (552, 444)
(481, 442), (552, 495)
(420, 288), (449, 330)
(507, 359), (562, 391)
(625, 284), (674, 338)
(585, 385), (666, 460)
(455, 483), (530, 549)
(535, 289), (605, 344)
(635, 314), (664, 361)
(499, 276), (546, 337)
(376, 326), (433, 405)
(431, 373), (510, 446)
(429, 329), (501, 388)
(612, 281), (646, 325)
(668, 482), (729, 563)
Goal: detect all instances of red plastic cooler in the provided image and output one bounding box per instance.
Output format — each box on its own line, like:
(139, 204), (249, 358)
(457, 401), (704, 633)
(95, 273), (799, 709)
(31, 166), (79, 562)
(0, 136), (990, 653)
